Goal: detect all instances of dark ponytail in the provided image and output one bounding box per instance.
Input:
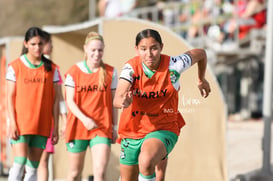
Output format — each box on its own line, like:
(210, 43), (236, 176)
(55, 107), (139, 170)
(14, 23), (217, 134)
(41, 55), (53, 72)
(22, 27), (52, 72)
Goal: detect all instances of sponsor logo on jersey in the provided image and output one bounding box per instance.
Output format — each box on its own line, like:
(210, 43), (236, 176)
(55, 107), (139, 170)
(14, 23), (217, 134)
(132, 88), (167, 99)
(24, 77), (47, 83)
(76, 84), (108, 92)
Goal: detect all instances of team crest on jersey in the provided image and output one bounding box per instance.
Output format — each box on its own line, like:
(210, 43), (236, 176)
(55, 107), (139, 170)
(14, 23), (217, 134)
(169, 70), (180, 83)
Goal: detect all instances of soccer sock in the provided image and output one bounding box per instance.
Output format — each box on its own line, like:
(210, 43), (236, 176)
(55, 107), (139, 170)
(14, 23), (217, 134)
(23, 159), (39, 181)
(138, 173), (156, 181)
(8, 157), (27, 181)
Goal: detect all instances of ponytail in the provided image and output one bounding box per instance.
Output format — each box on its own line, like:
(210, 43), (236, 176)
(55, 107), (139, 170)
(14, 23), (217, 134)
(99, 61), (107, 90)
(41, 55), (52, 72)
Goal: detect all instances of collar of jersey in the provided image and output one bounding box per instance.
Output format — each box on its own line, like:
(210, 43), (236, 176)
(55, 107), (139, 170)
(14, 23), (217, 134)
(84, 60), (93, 74)
(24, 54), (43, 68)
(142, 61), (155, 78)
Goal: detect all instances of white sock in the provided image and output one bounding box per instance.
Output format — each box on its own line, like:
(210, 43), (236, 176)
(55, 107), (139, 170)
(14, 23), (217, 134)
(8, 163), (25, 181)
(23, 165), (37, 181)
(138, 174), (156, 181)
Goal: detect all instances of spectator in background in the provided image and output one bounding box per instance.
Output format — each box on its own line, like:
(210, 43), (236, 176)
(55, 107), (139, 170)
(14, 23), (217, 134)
(98, 0), (137, 18)
(98, 0), (122, 17)
(120, 0), (137, 15)
(185, 0), (222, 39)
(222, 0), (266, 40)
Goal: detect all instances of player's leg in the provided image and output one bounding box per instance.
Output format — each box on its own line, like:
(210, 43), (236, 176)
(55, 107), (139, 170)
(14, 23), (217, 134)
(138, 131), (178, 181)
(8, 136), (28, 181)
(66, 140), (88, 181)
(120, 164), (139, 181)
(38, 132), (54, 181)
(37, 151), (50, 181)
(90, 136), (111, 181)
(119, 138), (141, 181)
(24, 135), (47, 181)
(155, 158), (168, 181)
(138, 138), (165, 181)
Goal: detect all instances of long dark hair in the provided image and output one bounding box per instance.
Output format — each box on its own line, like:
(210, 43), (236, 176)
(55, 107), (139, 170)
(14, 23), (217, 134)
(21, 27), (52, 72)
(135, 29), (163, 46)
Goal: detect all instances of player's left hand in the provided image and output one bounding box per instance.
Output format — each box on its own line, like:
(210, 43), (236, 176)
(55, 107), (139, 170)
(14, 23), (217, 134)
(197, 78), (211, 98)
(52, 127), (59, 145)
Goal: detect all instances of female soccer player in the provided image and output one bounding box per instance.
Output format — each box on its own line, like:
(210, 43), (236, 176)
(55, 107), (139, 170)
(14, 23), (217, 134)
(6, 27), (60, 181)
(64, 32), (118, 181)
(114, 29), (211, 181)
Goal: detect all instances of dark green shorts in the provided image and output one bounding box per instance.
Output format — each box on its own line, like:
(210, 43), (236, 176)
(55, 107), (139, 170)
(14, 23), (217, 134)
(66, 136), (111, 153)
(10, 135), (47, 149)
(120, 130), (178, 165)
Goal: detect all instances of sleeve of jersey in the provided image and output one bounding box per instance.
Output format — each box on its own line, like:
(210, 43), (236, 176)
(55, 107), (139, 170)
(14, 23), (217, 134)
(119, 63), (134, 84)
(56, 67), (63, 84)
(169, 53), (192, 74)
(64, 74), (75, 88)
(53, 67), (60, 83)
(6, 66), (16, 82)
(111, 68), (118, 90)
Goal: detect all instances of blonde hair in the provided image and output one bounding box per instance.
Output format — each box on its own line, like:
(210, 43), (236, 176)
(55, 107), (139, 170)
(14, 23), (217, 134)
(84, 32), (107, 90)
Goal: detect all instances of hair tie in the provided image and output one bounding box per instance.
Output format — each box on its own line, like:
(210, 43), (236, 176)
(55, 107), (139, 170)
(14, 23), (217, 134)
(85, 36), (103, 44)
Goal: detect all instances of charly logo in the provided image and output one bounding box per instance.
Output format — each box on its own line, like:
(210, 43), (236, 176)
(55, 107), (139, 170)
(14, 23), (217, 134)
(165, 138), (170, 146)
(76, 84), (107, 92)
(133, 88), (167, 99)
(24, 77), (46, 83)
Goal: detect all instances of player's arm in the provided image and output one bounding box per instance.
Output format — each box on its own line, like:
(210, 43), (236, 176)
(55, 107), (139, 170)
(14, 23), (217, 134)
(6, 80), (18, 140)
(113, 79), (132, 109)
(6, 66), (19, 140)
(52, 82), (60, 145)
(185, 48), (211, 98)
(113, 63), (134, 109)
(65, 74), (98, 130)
(111, 68), (118, 142)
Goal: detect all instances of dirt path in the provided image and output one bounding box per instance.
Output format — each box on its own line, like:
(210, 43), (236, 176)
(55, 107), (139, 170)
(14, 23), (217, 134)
(227, 119), (273, 180)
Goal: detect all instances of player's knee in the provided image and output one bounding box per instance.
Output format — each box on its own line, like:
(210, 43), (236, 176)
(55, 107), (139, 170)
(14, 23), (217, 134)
(38, 160), (48, 168)
(69, 169), (82, 180)
(138, 155), (154, 174)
